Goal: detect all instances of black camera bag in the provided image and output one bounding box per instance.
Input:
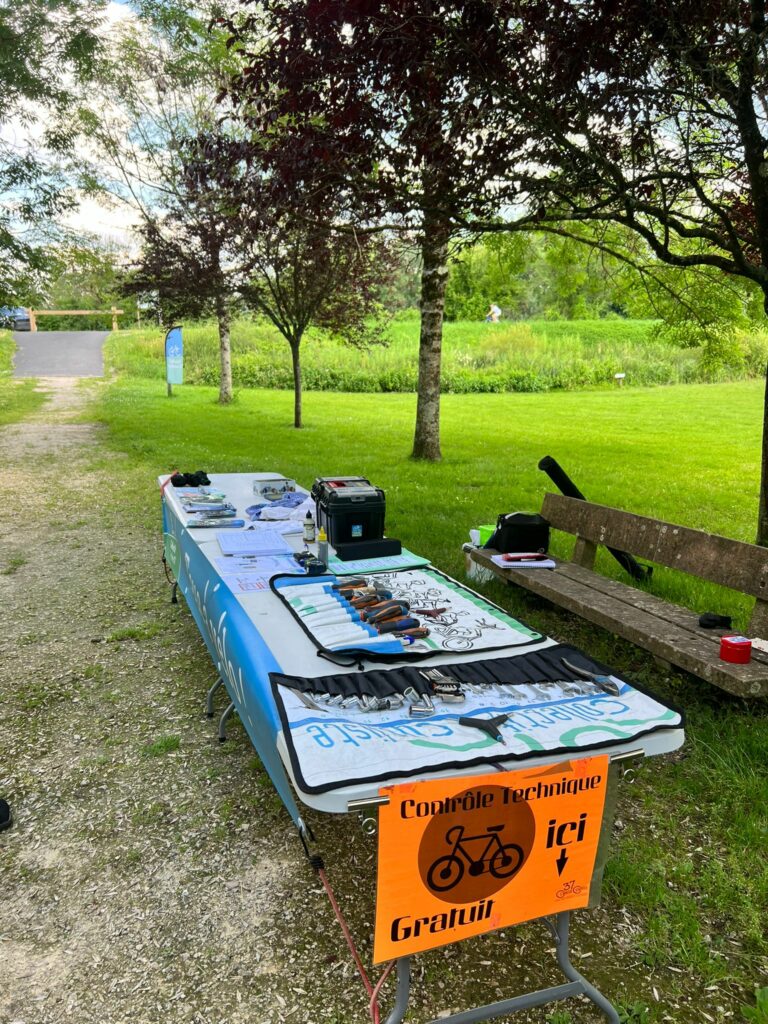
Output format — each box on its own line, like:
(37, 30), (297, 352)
(484, 512), (550, 553)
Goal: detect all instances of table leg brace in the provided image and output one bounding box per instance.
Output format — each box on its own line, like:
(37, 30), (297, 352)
(382, 912), (620, 1024)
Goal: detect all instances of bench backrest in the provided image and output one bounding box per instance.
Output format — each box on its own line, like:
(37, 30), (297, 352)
(542, 492), (768, 600)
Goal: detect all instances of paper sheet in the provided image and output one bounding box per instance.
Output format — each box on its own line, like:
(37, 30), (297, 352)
(218, 531), (293, 556)
(327, 548), (430, 574)
(490, 554), (556, 569)
(214, 555), (298, 577)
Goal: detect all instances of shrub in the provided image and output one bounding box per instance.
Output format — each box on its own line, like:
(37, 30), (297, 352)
(104, 318), (768, 395)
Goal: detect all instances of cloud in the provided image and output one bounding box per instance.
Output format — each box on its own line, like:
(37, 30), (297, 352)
(61, 195), (141, 252)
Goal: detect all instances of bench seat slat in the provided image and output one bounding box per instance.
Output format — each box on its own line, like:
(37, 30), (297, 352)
(468, 548), (768, 698)
(554, 562), (768, 666)
(541, 493), (768, 600)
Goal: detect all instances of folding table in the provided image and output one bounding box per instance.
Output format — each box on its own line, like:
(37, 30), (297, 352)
(160, 472), (685, 1023)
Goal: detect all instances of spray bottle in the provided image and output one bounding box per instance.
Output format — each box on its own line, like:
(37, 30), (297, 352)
(303, 511), (316, 543)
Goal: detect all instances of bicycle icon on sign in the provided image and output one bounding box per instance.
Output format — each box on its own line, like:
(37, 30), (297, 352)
(426, 824), (524, 893)
(556, 879), (584, 900)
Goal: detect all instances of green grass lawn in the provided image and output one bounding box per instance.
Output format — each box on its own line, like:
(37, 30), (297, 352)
(0, 329), (47, 425)
(86, 375), (768, 1016)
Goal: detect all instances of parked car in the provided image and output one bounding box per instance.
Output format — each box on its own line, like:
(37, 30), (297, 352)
(0, 306), (31, 331)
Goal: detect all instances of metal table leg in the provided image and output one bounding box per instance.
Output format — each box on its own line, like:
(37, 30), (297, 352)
(218, 701), (236, 743)
(206, 677), (224, 718)
(553, 912), (620, 1023)
(382, 912), (619, 1024)
(383, 958), (411, 1024)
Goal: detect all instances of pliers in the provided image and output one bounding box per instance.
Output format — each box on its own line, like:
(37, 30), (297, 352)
(561, 658), (621, 696)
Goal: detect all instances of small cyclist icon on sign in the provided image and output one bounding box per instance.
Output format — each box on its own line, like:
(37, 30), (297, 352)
(427, 824), (524, 893)
(556, 879), (584, 900)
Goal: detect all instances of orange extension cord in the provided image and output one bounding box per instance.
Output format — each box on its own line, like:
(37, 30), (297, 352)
(317, 866), (395, 1024)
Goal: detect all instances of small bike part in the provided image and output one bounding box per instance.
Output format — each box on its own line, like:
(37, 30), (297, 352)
(457, 714), (510, 744)
(409, 702), (436, 718)
(411, 607), (448, 618)
(340, 695), (362, 709)
(420, 668), (464, 701)
(562, 682), (586, 695)
(528, 684), (551, 699)
(294, 691), (329, 713)
(699, 612), (733, 629)
(432, 683), (465, 704)
(404, 686), (435, 717)
(561, 657), (621, 696)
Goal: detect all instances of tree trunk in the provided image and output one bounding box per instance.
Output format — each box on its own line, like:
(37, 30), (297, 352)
(290, 338), (302, 428)
(412, 217), (451, 460)
(216, 296), (233, 405)
(758, 298), (768, 545)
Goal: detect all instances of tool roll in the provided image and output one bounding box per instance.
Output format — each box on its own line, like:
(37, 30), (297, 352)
(269, 643), (618, 703)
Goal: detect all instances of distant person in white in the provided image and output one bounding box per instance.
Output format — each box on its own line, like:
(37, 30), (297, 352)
(485, 303), (501, 323)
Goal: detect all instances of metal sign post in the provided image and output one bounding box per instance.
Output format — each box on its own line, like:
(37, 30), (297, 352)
(373, 756), (622, 1022)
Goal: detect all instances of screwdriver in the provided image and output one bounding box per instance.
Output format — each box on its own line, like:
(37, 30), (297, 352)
(362, 600), (410, 623)
(377, 616), (421, 634)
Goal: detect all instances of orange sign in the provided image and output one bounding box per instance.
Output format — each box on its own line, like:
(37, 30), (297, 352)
(373, 755), (609, 962)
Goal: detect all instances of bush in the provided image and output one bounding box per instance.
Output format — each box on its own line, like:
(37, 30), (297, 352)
(104, 318), (768, 396)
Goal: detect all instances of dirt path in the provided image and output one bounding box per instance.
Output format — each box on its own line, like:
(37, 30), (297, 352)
(0, 381), (706, 1024)
(0, 380), (317, 1024)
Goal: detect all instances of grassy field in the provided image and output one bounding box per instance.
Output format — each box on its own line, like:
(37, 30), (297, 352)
(107, 317), (768, 394)
(0, 329), (46, 425)
(82, 376), (768, 1019)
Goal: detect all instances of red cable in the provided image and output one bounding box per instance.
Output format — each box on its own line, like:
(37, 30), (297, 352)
(317, 866), (394, 1024)
(369, 960), (396, 1022)
(160, 469), (179, 493)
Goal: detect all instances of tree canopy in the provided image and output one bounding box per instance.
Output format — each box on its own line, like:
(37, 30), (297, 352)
(225, 0), (538, 459)
(0, 1), (106, 305)
(476, 0), (768, 539)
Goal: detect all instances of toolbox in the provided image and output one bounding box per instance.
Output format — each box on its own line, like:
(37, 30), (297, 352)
(311, 477), (386, 547)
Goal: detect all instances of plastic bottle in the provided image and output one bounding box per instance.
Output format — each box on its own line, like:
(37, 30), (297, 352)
(317, 526), (328, 565)
(303, 511), (316, 543)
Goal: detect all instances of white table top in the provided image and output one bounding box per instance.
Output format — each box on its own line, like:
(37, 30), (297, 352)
(161, 472), (685, 813)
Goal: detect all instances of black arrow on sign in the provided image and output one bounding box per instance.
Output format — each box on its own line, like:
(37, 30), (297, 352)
(555, 849), (569, 876)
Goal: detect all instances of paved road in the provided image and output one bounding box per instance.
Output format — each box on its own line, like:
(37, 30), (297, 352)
(12, 330), (109, 377)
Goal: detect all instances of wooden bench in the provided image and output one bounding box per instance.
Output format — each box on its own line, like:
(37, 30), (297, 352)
(465, 493), (768, 698)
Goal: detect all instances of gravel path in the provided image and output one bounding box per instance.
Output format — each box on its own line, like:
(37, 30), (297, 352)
(0, 380), (721, 1024)
(11, 331), (108, 378)
(0, 380), (317, 1024)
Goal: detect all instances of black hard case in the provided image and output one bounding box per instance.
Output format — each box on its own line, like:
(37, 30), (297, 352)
(311, 477), (386, 547)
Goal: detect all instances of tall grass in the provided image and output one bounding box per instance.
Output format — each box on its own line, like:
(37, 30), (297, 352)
(0, 330), (48, 425)
(107, 317), (768, 394)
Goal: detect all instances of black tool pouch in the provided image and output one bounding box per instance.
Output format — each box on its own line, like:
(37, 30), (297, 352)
(484, 512), (550, 553)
